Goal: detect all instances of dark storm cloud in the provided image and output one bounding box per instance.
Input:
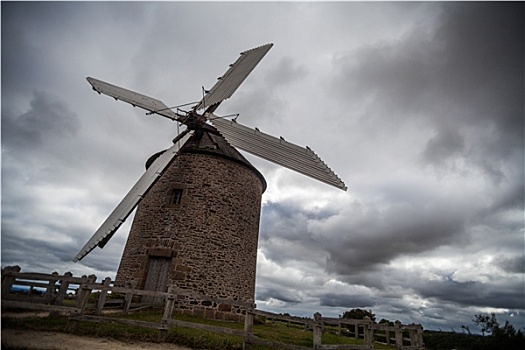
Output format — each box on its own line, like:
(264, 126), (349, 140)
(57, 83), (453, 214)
(1, 3), (53, 97)
(495, 255), (525, 275)
(1, 90), (84, 203)
(261, 195), (468, 275)
(330, 2), (523, 180)
(261, 201), (338, 239)
(1, 232), (78, 266)
(2, 2), (92, 96)
(317, 0), (523, 281)
(256, 287), (303, 304)
(421, 127), (465, 166)
(265, 57), (308, 87)
(1, 1), (523, 332)
(2, 91), (80, 152)
(415, 278), (525, 310)
(434, 3), (524, 135)
(319, 293), (376, 309)
(259, 201), (340, 264)
(488, 180), (524, 215)
(325, 212), (464, 274)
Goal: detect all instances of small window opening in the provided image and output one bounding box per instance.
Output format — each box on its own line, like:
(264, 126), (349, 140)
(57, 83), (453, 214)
(169, 189), (183, 205)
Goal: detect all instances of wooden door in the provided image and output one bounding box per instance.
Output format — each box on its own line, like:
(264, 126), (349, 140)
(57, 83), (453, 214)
(143, 257), (171, 303)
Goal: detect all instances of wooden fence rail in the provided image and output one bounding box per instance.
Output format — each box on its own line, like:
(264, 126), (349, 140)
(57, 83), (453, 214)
(2, 266), (424, 349)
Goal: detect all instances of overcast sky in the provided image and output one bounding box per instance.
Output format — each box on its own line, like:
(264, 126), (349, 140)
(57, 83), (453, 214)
(2, 1), (523, 333)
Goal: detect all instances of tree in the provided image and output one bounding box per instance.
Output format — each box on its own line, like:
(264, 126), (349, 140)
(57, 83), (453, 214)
(460, 324), (471, 335)
(379, 318), (394, 326)
(341, 308), (376, 322)
(493, 320), (525, 340)
(470, 313), (525, 349)
(473, 313), (499, 336)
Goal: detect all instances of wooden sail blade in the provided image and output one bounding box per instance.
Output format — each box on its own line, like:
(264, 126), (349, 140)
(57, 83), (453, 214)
(194, 44), (273, 112)
(87, 77), (182, 122)
(73, 130), (194, 262)
(211, 118), (347, 191)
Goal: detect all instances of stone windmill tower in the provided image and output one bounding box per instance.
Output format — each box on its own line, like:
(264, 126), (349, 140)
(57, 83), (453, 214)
(74, 44), (346, 318)
(116, 127), (267, 315)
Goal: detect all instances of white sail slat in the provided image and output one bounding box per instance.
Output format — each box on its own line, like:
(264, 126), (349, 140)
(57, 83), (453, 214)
(211, 118), (347, 191)
(73, 131), (194, 262)
(87, 77), (181, 122)
(194, 44), (273, 111)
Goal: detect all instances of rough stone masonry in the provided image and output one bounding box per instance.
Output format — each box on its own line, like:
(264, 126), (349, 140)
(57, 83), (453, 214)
(115, 126), (266, 321)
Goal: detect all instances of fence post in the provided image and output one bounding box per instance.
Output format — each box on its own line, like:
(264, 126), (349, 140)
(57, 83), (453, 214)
(243, 300), (255, 350)
(417, 324), (424, 348)
(159, 285), (177, 342)
(75, 275), (87, 309)
(385, 329), (391, 345)
(44, 271), (59, 301)
(55, 272), (72, 305)
(1, 265), (21, 296)
(76, 274), (97, 313)
(95, 277), (111, 315)
(165, 285), (178, 319)
(122, 280), (136, 315)
(408, 327), (417, 347)
(49, 271), (73, 317)
(313, 312), (322, 349)
(355, 323), (359, 339)
(363, 316), (373, 347)
(362, 318), (368, 345)
(394, 320), (403, 348)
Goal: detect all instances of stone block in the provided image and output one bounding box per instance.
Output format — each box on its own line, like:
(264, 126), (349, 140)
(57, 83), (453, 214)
(218, 303), (232, 312)
(193, 307), (205, 318)
(182, 309), (192, 316)
(173, 271), (186, 280)
(205, 308), (216, 319)
(175, 265), (192, 272)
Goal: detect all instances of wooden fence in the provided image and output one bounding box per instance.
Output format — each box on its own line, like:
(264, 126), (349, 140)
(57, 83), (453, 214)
(1, 266), (424, 349)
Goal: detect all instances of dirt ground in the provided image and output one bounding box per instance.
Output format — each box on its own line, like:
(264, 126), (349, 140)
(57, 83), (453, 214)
(1, 328), (192, 350)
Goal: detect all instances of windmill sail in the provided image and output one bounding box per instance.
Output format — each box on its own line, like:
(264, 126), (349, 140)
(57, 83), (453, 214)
(194, 44), (273, 112)
(75, 44), (347, 263)
(86, 77), (183, 122)
(73, 130), (194, 262)
(211, 118), (347, 191)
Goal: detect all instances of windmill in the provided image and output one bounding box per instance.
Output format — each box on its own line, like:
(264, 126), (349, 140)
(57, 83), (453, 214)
(74, 44), (346, 317)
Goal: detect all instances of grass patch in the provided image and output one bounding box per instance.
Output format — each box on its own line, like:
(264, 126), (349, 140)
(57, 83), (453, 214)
(254, 322), (312, 347)
(2, 310), (395, 350)
(2, 315), (68, 332)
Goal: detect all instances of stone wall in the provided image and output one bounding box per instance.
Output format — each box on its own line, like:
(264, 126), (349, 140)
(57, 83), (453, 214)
(115, 133), (264, 320)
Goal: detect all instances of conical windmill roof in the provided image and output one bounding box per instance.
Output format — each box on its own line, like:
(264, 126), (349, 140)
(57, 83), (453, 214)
(146, 124), (267, 192)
